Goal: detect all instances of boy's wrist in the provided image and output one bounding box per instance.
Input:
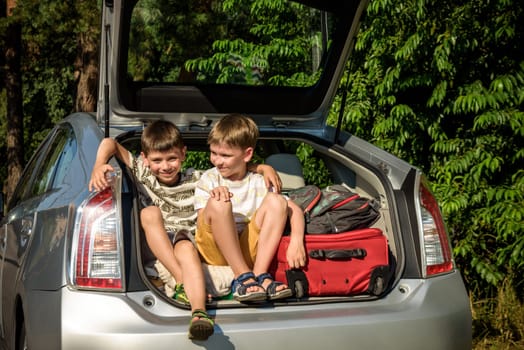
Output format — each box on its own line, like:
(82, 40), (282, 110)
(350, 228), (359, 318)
(289, 232), (304, 240)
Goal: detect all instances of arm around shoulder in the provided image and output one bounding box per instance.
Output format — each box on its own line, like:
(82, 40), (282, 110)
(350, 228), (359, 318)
(249, 163), (282, 193)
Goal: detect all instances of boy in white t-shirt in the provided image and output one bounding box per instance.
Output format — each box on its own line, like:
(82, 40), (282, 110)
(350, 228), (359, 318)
(194, 114), (306, 302)
(89, 120), (281, 340)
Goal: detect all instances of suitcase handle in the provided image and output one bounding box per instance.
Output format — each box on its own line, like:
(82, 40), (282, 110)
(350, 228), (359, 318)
(309, 248), (367, 260)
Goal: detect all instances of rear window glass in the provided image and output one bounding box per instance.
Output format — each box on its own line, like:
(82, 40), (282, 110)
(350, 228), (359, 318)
(127, 0), (335, 87)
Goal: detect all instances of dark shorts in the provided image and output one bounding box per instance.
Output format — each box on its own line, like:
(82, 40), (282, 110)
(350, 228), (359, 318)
(168, 229), (196, 246)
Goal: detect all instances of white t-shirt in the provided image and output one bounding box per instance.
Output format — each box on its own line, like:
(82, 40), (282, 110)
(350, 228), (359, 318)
(194, 167), (268, 233)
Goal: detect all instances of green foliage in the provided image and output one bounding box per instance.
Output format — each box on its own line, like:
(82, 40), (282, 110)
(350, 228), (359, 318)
(128, 0), (228, 81)
(0, 0), (101, 188)
(184, 0), (322, 86)
(18, 1), (79, 93)
(184, 151), (212, 171)
(295, 143), (332, 188)
(342, 0), (524, 328)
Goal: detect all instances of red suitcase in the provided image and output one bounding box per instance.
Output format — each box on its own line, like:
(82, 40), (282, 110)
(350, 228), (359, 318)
(271, 228), (391, 297)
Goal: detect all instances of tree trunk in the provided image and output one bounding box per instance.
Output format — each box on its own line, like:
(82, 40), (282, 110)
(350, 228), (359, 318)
(4, 0), (24, 200)
(74, 31), (99, 112)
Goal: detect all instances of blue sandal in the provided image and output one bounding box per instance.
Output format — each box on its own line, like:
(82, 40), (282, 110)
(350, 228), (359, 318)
(257, 273), (293, 300)
(231, 272), (267, 302)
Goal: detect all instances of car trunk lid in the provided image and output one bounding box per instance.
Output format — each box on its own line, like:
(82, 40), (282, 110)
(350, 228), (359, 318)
(98, 0), (369, 134)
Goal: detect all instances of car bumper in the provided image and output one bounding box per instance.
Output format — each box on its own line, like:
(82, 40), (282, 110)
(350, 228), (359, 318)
(25, 270), (471, 350)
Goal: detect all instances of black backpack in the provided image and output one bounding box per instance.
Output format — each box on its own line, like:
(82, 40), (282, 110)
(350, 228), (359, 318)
(288, 184), (380, 234)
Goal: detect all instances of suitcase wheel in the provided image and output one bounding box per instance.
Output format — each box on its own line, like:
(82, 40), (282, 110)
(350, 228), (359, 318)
(285, 269), (308, 298)
(293, 280), (305, 298)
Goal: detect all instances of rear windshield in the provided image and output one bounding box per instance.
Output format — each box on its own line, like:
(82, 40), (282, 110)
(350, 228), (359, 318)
(126, 0), (335, 87)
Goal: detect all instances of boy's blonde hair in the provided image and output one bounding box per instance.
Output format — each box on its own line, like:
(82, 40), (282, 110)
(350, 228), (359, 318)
(208, 114), (259, 149)
(141, 120), (185, 155)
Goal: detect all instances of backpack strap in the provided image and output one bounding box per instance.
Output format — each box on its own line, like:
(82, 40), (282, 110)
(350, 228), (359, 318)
(288, 185), (321, 214)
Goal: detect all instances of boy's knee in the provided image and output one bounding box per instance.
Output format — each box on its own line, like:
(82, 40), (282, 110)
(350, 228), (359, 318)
(264, 193), (287, 212)
(205, 198), (232, 216)
(174, 239), (194, 253)
(174, 240), (199, 263)
(140, 206), (162, 224)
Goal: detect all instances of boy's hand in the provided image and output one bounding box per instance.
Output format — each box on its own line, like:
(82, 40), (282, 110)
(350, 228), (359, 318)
(209, 186), (233, 202)
(89, 164), (114, 192)
(286, 235), (306, 269)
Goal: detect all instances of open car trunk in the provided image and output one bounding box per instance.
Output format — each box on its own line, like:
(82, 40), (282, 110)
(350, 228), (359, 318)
(117, 128), (401, 307)
(98, 0), (404, 307)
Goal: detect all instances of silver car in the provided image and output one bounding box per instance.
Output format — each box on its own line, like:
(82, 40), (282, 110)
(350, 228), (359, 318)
(0, 0), (472, 349)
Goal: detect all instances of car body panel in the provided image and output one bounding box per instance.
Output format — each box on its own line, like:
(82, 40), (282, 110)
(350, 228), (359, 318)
(0, 114), (105, 348)
(20, 273), (469, 350)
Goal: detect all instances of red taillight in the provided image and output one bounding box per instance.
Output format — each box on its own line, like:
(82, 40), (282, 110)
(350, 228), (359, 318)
(72, 171), (123, 290)
(419, 178), (454, 277)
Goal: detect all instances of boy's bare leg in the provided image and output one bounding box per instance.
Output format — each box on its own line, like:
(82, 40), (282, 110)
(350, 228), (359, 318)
(174, 240), (207, 312)
(201, 199), (263, 293)
(143, 207), (213, 339)
(141, 206), (182, 281)
(252, 193), (289, 292)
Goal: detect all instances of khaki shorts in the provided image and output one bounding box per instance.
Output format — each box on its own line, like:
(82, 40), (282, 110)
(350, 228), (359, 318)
(196, 212), (260, 268)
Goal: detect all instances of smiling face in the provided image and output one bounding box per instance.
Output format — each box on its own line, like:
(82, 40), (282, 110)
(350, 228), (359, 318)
(141, 146), (186, 186)
(209, 142), (253, 181)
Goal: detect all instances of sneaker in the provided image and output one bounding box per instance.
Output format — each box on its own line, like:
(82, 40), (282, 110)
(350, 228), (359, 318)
(174, 283), (190, 305)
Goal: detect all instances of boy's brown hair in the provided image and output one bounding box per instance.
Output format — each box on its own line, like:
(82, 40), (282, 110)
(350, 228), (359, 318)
(141, 120), (185, 155)
(208, 114), (259, 149)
